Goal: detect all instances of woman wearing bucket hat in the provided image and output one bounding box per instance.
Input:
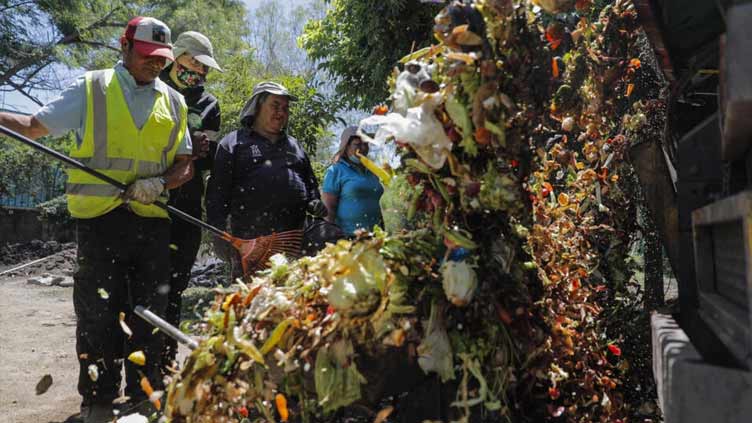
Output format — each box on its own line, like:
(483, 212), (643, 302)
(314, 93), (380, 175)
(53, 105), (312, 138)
(206, 81), (326, 273)
(158, 30), (223, 371)
(322, 126), (384, 236)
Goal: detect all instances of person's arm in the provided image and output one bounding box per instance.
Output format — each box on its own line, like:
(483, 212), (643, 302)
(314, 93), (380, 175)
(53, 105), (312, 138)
(322, 192), (339, 224)
(301, 153), (321, 202)
(1, 76), (85, 141)
(127, 111), (194, 203)
(24, 76), (86, 140)
(205, 134), (235, 230)
(194, 97), (221, 172)
(321, 165), (341, 223)
(0, 113), (49, 140)
(162, 155), (194, 189)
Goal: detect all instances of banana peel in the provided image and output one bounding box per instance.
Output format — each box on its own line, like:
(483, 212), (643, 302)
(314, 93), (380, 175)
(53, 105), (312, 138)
(260, 318), (294, 355)
(357, 152), (393, 187)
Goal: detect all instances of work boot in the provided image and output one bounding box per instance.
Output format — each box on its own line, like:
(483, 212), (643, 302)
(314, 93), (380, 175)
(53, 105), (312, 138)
(117, 398), (158, 420)
(62, 412), (84, 423)
(81, 403), (115, 423)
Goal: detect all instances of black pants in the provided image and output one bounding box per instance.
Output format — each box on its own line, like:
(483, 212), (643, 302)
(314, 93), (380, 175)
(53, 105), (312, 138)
(73, 208), (170, 405)
(162, 217), (202, 367)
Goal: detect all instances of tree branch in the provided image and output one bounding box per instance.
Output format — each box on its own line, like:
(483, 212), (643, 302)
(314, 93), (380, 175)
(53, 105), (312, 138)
(77, 40), (119, 52)
(5, 80), (43, 106)
(1, 7), (124, 87)
(56, 6), (124, 45)
(17, 60), (54, 89)
(0, 50), (50, 86)
(0, 0), (35, 13)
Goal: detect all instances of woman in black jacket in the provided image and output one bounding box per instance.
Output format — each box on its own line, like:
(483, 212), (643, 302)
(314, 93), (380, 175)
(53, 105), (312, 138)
(205, 81), (327, 273)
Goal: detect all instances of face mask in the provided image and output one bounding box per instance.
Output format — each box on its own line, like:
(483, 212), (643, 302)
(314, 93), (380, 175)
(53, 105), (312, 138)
(348, 154), (361, 164)
(175, 63), (205, 87)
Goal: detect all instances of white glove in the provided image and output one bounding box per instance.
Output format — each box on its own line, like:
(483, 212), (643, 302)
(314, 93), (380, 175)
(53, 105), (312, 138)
(125, 177), (164, 204)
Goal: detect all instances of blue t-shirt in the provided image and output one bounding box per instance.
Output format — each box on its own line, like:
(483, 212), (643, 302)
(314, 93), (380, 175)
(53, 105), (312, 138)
(322, 159), (384, 235)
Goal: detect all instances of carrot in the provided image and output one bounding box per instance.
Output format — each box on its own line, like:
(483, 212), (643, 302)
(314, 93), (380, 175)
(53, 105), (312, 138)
(275, 393), (289, 422)
(552, 57), (560, 78)
(626, 83), (634, 97)
(140, 376), (161, 410)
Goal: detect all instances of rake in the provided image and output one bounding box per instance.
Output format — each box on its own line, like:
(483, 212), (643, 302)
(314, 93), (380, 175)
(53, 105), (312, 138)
(0, 125), (302, 276)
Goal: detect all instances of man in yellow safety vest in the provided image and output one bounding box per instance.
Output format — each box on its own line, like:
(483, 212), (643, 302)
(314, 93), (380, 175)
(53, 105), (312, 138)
(0, 16), (193, 422)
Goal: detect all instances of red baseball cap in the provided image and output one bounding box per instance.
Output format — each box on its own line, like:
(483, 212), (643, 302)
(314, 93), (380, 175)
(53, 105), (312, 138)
(123, 16), (174, 61)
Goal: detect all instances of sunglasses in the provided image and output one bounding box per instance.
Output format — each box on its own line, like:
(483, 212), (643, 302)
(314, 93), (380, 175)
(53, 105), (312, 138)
(182, 56), (209, 74)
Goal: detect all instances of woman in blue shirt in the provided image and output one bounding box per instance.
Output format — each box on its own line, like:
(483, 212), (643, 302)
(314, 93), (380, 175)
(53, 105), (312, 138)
(322, 126), (384, 236)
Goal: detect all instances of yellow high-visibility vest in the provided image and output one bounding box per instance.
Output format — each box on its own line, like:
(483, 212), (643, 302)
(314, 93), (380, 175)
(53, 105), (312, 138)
(66, 69), (187, 219)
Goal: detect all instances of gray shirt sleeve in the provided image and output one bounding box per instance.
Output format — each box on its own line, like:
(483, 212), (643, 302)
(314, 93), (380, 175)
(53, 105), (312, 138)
(33, 76), (87, 139)
(175, 128), (193, 155)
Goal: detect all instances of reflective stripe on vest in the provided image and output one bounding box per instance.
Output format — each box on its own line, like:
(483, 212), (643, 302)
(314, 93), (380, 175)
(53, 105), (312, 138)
(66, 69), (186, 219)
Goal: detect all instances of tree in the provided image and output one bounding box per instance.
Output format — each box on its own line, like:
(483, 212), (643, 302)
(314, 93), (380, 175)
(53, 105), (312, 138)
(0, 0), (249, 105)
(0, 134), (73, 207)
(247, 0), (327, 77)
(300, 0), (441, 109)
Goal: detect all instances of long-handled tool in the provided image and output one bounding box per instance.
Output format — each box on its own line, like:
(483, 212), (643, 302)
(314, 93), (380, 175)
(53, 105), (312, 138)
(134, 305), (198, 350)
(0, 125), (302, 275)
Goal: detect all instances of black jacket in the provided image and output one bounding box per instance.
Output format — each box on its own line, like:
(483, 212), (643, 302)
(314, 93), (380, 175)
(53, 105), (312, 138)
(160, 65), (221, 217)
(206, 127), (320, 239)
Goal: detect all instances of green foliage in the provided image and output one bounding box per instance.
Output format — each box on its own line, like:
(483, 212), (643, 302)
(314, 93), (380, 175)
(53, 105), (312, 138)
(301, 0), (441, 109)
(380, 173), (414, 233)
(0, 134), (72, 207)
(207, 53), (342, 155)
(38, 194), (72, 227)
(310, 160), (328, 184)
(285, 79), (343, 155)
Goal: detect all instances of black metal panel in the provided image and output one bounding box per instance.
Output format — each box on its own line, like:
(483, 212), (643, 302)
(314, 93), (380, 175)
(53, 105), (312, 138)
(676, 112), (742, 367)
(655, 0), (725, 67)
(677, 113), (724, 309)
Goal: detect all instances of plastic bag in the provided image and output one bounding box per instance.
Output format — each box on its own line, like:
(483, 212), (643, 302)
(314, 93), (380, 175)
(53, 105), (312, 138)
(417, 302), (454, 382)
(359, 94), (452, 170)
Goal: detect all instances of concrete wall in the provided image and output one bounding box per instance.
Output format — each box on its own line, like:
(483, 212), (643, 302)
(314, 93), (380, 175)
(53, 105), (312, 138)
(0, 207), (73, 244)
(652, 312), (752, 423)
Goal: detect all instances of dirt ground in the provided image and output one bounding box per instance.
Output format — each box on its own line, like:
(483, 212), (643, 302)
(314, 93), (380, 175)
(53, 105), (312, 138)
(0, 273), (191, 423)
(0, 275), (81, 423)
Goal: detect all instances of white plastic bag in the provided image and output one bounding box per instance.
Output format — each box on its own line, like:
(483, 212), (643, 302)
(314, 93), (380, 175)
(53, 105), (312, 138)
(359, 94), (452, 170)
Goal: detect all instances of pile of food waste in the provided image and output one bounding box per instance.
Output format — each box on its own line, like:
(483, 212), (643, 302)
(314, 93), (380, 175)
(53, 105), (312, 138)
(165, 1), (661, 422)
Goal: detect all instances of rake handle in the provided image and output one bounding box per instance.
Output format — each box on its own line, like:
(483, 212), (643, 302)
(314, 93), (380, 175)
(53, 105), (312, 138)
(134, 305), (199, 350)
(0, 124), (230, 239)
